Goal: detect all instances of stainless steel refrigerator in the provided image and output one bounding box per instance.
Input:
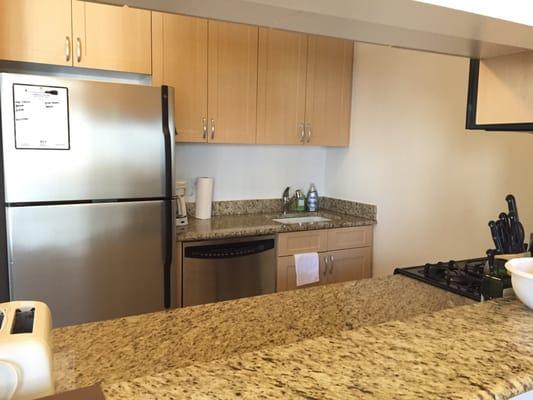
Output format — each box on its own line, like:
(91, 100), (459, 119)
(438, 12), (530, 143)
(0, 73), (177, 327)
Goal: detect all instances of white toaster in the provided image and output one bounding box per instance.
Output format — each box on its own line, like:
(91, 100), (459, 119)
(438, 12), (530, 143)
(0, 301), (54, 400)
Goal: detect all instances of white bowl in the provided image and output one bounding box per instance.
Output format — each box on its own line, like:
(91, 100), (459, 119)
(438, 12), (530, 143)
(505, 257), (533, 309)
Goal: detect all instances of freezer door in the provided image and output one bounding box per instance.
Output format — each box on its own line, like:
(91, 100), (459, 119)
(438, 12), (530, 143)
(0, 73), (168, 202)
(6, 201), (176, 327)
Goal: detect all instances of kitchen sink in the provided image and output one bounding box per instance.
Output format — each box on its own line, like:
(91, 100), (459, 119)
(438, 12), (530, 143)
(272, 216), (332, 225)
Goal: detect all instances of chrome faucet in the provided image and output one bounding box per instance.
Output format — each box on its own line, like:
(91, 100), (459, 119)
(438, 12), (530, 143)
(282, 186), (292, 215)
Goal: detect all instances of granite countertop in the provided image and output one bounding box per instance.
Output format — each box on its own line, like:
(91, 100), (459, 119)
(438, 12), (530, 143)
(52, 275), (470, 393)
(176, 210), (376, 242)
(103, 297), (533, 400)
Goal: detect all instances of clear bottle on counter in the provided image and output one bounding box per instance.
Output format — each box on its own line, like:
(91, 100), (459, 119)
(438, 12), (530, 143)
(306, 183), (319, 212)
(295, 189), (306, 212)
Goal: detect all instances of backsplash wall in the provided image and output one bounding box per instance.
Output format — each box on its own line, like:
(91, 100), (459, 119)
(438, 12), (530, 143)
(175, 143), (327, 201)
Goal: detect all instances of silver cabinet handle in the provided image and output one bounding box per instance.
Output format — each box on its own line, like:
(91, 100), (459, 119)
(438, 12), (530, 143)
(65, 36), (71, 62)
(329, 255), (334, 274)
(76, 38), (82, 63)
(298, 123), (305, 144)
(202, 117), (208, 139)
(306, 123), (312, 143)
(210, 118), (215, 140)
(323, 256), (329, 276)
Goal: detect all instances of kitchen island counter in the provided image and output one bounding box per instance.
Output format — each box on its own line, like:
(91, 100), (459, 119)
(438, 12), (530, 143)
(103, 296), (533, 399)
(53, 275), (471, 393)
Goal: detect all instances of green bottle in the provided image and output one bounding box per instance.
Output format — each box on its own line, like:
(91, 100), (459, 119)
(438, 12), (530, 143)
(295, 189), (306, 212)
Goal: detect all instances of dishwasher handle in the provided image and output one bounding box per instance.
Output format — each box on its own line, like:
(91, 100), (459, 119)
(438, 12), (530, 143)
(184, 238), (275, 259)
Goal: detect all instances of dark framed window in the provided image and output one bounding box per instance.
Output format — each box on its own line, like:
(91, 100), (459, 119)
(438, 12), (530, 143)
(466, 59), (533, 132)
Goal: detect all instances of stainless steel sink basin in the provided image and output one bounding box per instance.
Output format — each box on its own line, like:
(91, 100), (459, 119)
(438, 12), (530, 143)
(272, 216), (332, 225)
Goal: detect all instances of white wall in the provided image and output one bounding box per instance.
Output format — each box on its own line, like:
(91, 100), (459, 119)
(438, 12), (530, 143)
(175, 144), (327, 201)
(326, 43), (533, 277)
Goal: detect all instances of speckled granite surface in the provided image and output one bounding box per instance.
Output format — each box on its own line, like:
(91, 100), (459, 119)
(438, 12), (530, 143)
(52, 275), (471, 393)
(102, 297), (533, 400)
(176, 210), (376, 241)
(320, 196), (377, 220)
(186, 197), (376, 219)
(186, 199), (283, 217)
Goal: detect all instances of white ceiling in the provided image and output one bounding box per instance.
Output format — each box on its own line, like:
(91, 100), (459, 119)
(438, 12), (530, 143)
(93, 0), (533, 58)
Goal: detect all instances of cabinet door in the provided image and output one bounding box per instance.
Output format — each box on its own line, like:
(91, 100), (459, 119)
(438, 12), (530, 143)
(325, 247), (372, 284)
(256, 28), (308, 145)
(305, 35), (353, 147)
(327, 226), (373, 251)
(72, 1), (151, 74)
(208, 21), (258, 144)
(152, 12), (208, 143)
(0, 0), (72, 66)
(277, 254), (327, 292)
(277, 230), (328, 257)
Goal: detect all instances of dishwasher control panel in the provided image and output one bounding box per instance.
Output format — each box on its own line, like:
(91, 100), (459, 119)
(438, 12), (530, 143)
(184, 238), (275, 259)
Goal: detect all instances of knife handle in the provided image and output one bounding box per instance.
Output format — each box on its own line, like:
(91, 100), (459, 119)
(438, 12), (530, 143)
(497, 218), (511, 254)
(489, 221), (503, 253)
(506, 194), (519, 221)
(508, 212), (526, 253)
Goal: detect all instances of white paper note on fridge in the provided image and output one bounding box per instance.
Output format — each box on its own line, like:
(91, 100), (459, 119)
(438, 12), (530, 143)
(13, 84), (70, 150)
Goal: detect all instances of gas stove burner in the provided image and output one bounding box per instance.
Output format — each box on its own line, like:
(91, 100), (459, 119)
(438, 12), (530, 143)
(463, 261), (486, 276)
(394, 257), (511, 301)
(423, 259), (487, 281)
(446, 269), (483, 290)
(423, 260), (458, 278)
(424, 262), (445, 278)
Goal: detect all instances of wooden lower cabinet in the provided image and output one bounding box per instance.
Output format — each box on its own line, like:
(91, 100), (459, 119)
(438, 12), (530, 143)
(277, 229), (328, 257)
(323, 247), (372, 284)
(276, 226), (373, 292)
(277, 254), (327, 292)
(327, 226), (372, 250)
(277, 247), (371, 291)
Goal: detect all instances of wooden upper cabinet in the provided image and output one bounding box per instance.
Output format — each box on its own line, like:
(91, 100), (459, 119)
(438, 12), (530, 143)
(0, 0), (72, 66)
(207, 21), (258, 144)
(476, 52), (533, 125)
(256, 28), (308, 145)
(152, 12), (208, 142)
(305, 35), (354, 147)
(72, 1), (151, 74)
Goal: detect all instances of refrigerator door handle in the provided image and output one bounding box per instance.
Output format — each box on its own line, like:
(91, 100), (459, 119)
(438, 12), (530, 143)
(161, 86), (174, 309)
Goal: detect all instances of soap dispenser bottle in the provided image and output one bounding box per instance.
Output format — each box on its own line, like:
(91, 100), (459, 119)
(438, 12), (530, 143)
(306, 184), (319, 212)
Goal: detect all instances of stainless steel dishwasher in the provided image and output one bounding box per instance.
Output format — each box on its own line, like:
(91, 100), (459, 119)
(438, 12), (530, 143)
(182, 235), (276, 307)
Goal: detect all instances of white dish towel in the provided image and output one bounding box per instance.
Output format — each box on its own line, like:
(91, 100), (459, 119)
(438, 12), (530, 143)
(294, 252), (320, 286)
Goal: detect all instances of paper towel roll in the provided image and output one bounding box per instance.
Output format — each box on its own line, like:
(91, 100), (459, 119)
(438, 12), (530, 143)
(195, 177), (214, 220)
